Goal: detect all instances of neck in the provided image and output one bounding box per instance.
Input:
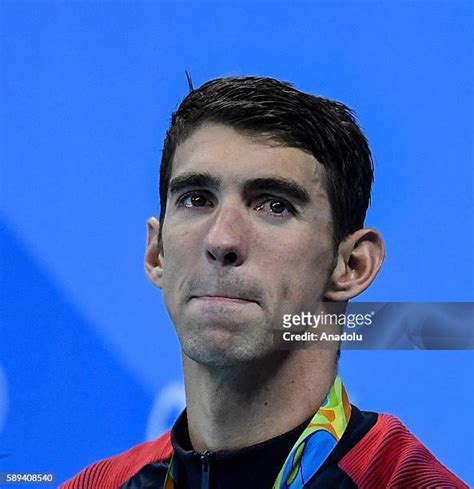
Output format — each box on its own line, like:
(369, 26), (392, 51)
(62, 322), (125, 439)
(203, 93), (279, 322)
(182, 348), (337, 452)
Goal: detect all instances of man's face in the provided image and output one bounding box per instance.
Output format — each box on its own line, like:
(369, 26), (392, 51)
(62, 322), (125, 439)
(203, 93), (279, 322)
(158, 124), (336, 366)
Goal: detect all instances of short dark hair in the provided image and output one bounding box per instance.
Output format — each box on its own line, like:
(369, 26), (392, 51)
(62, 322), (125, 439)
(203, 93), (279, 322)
(158, 76), (373, 249)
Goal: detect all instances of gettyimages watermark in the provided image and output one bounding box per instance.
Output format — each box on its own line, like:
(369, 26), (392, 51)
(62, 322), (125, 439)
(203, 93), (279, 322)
(273, 302), (474, 350)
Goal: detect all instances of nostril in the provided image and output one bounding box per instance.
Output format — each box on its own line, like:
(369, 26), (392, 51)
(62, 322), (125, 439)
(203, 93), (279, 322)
(206, 248), (242, 266)
(207, 250), (217, 261)
(224, 251), (238, 265)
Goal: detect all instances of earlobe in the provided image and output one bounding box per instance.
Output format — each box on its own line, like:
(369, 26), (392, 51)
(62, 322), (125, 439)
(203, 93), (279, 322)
(324, 228), (385, 301)
(145, 217), (164, 288)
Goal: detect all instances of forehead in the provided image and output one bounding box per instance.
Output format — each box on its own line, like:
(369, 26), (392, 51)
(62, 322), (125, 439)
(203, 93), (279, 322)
(172, 124), (326, 187)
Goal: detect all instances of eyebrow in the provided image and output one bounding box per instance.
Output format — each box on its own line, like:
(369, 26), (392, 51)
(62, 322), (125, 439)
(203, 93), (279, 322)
(168, 172), (311, 206)
(242, 177), (311, 205)
(169, 172), (221, 195)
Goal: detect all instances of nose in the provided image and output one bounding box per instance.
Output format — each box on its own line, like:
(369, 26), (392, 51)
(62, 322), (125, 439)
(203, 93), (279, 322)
(204, 204), (249, 267)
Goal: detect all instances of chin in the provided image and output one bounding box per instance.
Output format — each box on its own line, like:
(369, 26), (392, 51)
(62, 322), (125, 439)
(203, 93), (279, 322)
(181, 330), (271, 368)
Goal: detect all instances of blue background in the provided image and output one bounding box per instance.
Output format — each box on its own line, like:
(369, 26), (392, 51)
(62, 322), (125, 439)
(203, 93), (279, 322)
(1, 0), (472, 485)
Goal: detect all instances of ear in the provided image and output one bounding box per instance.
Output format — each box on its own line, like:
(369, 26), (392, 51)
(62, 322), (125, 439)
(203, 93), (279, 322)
(324, 228), (385, 301)
(145, 217), (164, 288)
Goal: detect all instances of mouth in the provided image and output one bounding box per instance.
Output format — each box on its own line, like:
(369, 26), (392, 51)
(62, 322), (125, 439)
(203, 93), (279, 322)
(191, 294), (258, 305)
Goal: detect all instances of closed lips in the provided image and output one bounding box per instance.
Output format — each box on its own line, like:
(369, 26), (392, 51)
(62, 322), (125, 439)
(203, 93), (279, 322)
(192, 294), (257, 303)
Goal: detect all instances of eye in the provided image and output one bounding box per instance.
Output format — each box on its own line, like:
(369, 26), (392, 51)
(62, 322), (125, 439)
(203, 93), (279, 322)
(255, 198), (295, 216)
(177, 192), (213, 208)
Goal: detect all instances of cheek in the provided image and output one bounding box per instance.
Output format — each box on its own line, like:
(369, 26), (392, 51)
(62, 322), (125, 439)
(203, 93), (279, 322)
(261, 228), (334, 302)
(162, 217), (199, 260)
(161, 224), (200, 292)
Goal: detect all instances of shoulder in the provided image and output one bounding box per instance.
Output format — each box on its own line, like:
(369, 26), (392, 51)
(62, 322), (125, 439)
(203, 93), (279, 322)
(339, 413), (468, 488)
(60, 431), (173, 489)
